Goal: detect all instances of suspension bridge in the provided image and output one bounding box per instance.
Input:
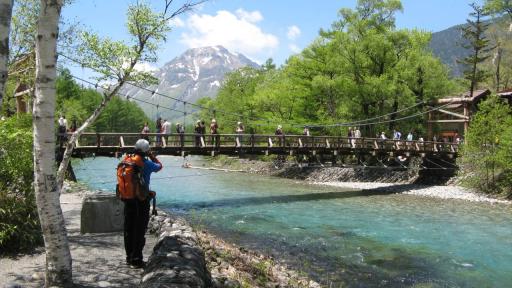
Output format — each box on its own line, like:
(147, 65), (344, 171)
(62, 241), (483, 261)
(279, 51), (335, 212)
(59, 54), (462, 173)
(68, 132), (458, 158)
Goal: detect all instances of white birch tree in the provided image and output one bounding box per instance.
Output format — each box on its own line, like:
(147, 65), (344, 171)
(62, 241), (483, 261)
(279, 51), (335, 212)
(33, 0), (72, 287)
(0, 0), (14, 110)
(56, 0), (205, 187)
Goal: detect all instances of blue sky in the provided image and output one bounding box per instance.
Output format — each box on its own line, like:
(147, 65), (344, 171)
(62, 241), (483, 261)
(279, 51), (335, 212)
(63, 0), (482, 69)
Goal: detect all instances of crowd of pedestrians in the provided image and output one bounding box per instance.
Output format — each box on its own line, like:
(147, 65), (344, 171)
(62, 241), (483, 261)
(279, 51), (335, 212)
(138, 119), (462, 150)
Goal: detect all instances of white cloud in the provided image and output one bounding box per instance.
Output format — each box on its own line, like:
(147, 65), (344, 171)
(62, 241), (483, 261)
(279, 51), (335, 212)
(122, 60), (158, 73)
(134, 62), (158, 73)
(235, 8), (263, 23)
(169, 17), (185, 28)
(180, 9), (279, 58)
(289, 44), (301, 53)
(287, 25), (301, 40)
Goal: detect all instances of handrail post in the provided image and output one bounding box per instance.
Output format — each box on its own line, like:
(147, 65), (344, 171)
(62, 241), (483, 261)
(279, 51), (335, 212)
(96, 133), (101, 148)
(120, 136), (125, 148)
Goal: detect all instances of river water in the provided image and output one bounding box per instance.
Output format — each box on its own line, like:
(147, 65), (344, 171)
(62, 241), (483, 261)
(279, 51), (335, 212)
(75, 156), (512, 287)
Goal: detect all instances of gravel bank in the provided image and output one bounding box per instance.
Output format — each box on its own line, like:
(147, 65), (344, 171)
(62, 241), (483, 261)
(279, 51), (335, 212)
(316, 182), (511, 204)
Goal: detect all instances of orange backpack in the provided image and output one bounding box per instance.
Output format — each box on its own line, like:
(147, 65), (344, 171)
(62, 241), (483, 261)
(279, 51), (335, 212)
(116, 154), (148, 200)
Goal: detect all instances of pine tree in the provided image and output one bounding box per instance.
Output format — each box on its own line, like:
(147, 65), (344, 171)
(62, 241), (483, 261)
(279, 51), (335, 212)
(458, 3), (494, 97)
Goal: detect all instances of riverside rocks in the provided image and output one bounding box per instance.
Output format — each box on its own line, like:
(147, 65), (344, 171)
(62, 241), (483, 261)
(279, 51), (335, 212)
(146, 211), (322, 288)
(318, 182), (511, 204)
(141, 214), (211, 287)
(211, 157), (419, 183)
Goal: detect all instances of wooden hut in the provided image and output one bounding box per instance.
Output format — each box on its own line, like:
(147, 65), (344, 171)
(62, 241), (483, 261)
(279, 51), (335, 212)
(427, 89), (491, 141)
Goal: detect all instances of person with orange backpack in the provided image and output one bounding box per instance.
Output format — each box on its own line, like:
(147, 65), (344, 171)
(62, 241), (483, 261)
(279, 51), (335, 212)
(116, 139), (163, 268)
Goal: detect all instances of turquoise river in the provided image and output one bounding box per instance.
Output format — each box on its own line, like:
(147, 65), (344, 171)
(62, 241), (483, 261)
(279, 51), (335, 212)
(75, 156), (512, 288)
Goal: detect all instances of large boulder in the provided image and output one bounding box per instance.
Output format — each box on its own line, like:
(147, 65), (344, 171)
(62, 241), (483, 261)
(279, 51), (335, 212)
(140, 214), (211, 287)
(80, 193), (124, 233)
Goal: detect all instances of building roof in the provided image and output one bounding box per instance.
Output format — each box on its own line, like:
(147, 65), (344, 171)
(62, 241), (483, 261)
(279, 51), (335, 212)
(436, 89), (491, 104)
(497, 88), (512, 98)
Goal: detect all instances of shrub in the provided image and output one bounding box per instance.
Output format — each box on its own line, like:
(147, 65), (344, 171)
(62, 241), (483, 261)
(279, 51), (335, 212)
(0, 115), (43, 254)
(458, 95), (512, 196)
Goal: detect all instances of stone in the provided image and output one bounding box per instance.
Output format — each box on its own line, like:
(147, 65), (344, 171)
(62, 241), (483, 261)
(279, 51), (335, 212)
(80, 193), (124, 233)
(223, 279), (240, 288)
(140, 232), (211, 288)
(97, 281), (111, 287)
(94, 274), (108, 281)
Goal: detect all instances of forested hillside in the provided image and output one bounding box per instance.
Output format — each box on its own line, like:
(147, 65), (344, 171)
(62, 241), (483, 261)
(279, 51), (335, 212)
(55, 70), (151, 133)
(199, 1), (454, 139)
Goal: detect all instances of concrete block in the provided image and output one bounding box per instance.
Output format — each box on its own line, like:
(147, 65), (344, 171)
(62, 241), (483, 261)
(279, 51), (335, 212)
(81, 193), (124, 234)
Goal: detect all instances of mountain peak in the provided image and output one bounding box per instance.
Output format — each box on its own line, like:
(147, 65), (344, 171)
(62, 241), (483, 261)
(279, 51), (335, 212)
(125, 46), (259, 120)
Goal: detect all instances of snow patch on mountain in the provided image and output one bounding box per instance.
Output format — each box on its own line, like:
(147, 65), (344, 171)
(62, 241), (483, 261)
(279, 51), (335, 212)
(123, 46), (259, 121)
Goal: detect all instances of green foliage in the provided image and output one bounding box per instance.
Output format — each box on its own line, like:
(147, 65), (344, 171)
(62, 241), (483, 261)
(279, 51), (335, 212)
(0, 115), (43, 253)
(9, 0), (39, 62)
(93, 96), (150, 132)
(76, 1), (172, 85)
(201, 0), (454, 138)
(484, 0), (512, 17)
(55, 69), (150, 132)
(459, 94), (512, 195)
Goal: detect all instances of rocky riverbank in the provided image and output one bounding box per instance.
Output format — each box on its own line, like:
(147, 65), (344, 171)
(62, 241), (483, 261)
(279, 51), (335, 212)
(148, 211), (321, 287)
(315, 182), (511, 204)
(0, 181), (321, 288)
(205, 156), (511, 205)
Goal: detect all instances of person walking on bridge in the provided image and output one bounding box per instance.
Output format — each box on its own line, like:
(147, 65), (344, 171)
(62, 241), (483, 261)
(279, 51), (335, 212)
(123, 139), (162, 268)
(302, 126), (310, 147)
(379, 131), (387, 149)
(141, 122), (150, 142)
(176, 123), (185, 147)
(58, 115), (68, 145)
(210, 119), (219, 147)
(275, 125), (284, 147)
(161, 119), (171, 146)
(156, 117), (162, 146)
(236, 121), (244, 147)
(194, 120), (202, 147)
(393, 129), (402, 150)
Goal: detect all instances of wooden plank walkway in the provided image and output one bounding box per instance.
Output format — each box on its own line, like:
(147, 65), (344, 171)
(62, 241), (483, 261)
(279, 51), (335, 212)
(66, 133), (459, 158)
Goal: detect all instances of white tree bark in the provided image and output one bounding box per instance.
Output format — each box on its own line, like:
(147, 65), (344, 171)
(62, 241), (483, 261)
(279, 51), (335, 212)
(34, 0), (72, 287)
(0, 0), (14, 110)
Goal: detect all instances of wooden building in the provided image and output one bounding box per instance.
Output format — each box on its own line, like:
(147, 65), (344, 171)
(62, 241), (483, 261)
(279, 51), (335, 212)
(8, 52), (35, 115)
(427, 89), (491, 141)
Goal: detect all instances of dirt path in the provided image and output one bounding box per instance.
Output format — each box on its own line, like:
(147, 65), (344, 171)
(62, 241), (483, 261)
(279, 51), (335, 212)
(0, 188), (156, 288)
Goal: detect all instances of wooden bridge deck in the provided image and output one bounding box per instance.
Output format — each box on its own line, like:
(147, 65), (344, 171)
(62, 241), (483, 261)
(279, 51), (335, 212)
(67, 133), (459, 158)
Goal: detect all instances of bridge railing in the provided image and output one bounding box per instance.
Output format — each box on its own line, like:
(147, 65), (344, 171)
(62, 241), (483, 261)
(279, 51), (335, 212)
(69, 132), (458, 153)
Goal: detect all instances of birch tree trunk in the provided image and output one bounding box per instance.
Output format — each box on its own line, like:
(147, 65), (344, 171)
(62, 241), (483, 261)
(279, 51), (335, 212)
(34, 0), (72, 286)
(0, 0), (14, 109)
